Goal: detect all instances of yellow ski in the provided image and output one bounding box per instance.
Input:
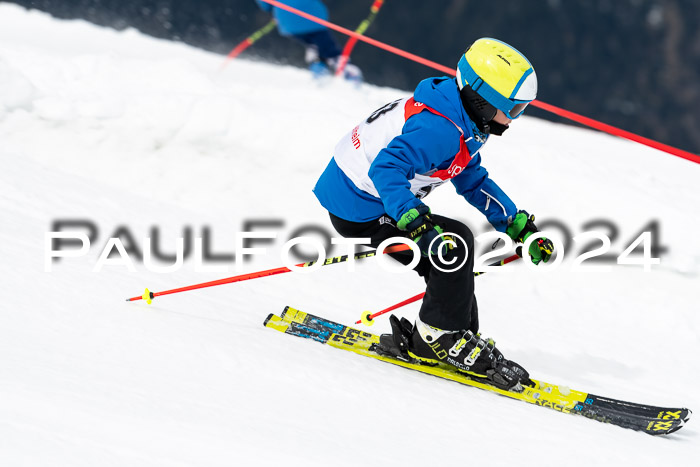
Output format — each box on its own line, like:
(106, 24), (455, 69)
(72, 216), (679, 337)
(264, 307), (690, 435)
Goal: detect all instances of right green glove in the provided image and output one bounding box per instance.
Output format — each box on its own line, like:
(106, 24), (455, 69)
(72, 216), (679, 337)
(398, 205), (453, 257)
(506, 211), (554, 265)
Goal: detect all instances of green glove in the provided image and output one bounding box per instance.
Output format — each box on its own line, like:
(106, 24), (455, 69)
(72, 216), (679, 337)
(398, 205), (452, 257)
(506, 211), (554, 265)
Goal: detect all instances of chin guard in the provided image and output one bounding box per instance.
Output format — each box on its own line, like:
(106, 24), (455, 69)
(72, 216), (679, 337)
(460, 84), (509, 136)
(486, 120), (509, 136)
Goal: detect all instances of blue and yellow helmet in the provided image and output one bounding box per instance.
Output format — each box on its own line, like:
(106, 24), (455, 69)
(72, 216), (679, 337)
(456, 38), (537, 119)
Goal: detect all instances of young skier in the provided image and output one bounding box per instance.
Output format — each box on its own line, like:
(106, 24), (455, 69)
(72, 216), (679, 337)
(255, 0), (362, 81)
(313, 38), (554, 391)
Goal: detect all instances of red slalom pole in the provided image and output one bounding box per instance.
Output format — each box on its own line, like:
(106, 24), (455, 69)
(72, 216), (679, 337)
(220, 19), (277, 71)
(126, 243), (411, 304)
(258, 0), (698, 164)
(258, 0), (454, 75)
(530, 100), (700, 164)
(356, 253), (521, 325)
(335, 0), (385, 77)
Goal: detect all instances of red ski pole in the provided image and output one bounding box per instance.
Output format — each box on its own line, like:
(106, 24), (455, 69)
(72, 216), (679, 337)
(335, 0), (385, 77)
(356, 253), (521, 325)
(220, 19), (277, 70)
(126, 243), (411, 304)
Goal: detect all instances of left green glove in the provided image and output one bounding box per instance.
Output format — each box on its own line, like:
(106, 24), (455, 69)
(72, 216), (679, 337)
(506, 211), (554, 265)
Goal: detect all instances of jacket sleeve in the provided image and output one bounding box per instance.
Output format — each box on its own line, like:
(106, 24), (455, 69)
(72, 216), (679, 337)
(368, 112), (462, 222)
(255, 0), (273, 12)
(451, 154), (517, 232)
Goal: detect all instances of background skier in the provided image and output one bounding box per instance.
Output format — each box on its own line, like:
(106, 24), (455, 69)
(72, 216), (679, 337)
(255, 0), (362, 80)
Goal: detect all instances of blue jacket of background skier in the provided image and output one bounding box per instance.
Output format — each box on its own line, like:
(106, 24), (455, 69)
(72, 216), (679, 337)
(255, 0), (329, 36)
(314, 77), (518, 232)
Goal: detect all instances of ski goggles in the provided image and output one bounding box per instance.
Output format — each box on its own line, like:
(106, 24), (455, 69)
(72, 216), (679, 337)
(461, 85), (530, 122)
(469, 78), (531, 119)
(508, 102), (530, 119)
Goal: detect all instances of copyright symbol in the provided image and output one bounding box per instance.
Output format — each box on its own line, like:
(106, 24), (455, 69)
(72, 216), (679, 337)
(428, 232), (468, 273)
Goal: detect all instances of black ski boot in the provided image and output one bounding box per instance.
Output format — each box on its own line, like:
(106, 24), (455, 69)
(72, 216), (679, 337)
(384, 315), (533, 391)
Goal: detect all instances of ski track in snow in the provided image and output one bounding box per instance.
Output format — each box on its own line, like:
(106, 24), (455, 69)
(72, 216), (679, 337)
(1, 4), (699, 466)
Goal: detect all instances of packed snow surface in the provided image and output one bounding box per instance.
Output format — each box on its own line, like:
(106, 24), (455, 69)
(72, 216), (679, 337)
(1, 4), (699, 466)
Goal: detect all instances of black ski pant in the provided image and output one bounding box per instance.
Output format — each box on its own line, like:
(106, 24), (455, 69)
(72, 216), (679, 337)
(329, 213), (478, 333)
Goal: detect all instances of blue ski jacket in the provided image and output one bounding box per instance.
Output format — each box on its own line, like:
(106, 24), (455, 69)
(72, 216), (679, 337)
(314, 77), (518, 232)
(255, 0), (329, 36)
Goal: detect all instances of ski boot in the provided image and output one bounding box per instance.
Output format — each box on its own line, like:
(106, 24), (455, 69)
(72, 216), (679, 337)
(329, 58), (363, 83)
(309, 60), (332, 79)
(379, 315), (533, 391)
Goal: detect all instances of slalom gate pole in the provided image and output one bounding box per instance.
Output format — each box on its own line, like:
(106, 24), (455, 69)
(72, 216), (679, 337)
(529, 100), (700, 164)
(126, 243), (411, 304)
(335, 0), (385, 77)
(257, 0), (698, 164)
(220, 19), (277, 70)
(356, 253), (521, 325)
(258, 0), (453, 74)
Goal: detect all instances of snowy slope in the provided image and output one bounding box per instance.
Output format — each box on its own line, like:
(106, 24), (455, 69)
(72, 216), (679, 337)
(1, 4), (699, 466)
